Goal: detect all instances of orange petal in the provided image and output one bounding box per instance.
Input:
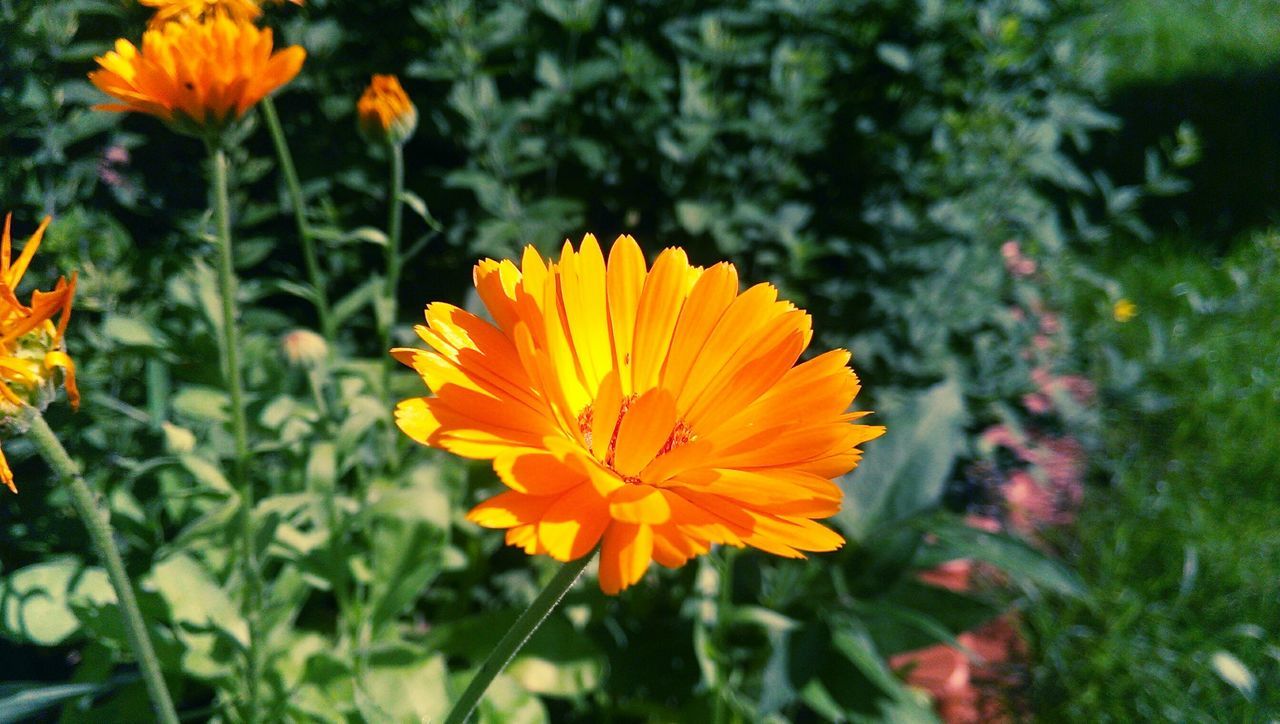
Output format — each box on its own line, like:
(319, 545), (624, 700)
(629, 247), (688, 393)
(612, 388), (676, 477)
(467, 490), (559, 529)
(538, 483), (611, 561)
(608, 484), (671, 524)
(598, 522), (654, 594)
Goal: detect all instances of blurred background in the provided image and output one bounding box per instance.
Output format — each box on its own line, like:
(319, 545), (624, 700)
(0, 0), (1277, 721)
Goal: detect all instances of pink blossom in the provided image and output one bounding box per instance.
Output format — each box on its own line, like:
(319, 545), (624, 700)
(1038, 312), (1061, 335)
(919, 559), (973, 592)
(1022, 393), (1052, 415)
(1003, 470), (1058, 534)
(103, 145), (130, 165)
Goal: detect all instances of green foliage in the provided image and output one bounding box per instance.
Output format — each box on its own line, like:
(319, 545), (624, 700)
(0, 0), (1151, 720)
(1025, 232), (1280, 721)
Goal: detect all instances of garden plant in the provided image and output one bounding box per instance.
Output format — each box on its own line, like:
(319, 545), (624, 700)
(5, 0), (1263, 721)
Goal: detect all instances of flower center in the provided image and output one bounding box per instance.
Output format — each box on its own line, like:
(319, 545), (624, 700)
(577, 395), (694, 483)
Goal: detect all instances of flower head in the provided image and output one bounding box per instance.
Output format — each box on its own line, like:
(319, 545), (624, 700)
(394, 234), (883, 593)
(0, 214), (80, 493)
(1112, 298), (1137, 323)
(139, 0), (302, 27)
(357, 75), (417, 146)
(89, 14), (305, 136)
(281, 328), (327, 368)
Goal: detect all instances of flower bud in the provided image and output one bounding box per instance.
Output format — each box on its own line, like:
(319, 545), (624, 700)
(357, 74), (417, 146)
(281, 328), (328, 368)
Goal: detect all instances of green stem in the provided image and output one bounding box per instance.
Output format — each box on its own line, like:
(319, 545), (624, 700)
(383, 142), (404, 344)
(22, 407), (180, 724)
(379, 143), (405, 457)
(262, 97), (333, 341)
(444, 553), (594, 724)
(210, 145), (262, 724)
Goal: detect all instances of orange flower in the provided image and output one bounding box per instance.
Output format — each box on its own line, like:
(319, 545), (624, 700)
(394, 234), (883, 593)
(357, 74), (417, 146)
(89, 14), (305, 134)
(0, 214), (80, 494)
(139, 0), (302, 26)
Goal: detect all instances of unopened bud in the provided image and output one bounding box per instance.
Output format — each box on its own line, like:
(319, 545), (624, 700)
(357, 74), (417, 146)
(281, 328), (328, 368)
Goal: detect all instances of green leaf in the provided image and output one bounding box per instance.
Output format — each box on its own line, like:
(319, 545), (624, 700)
(101, 315), (166, 348)
(920, 516), (1085, 597)
(331, 277), (382, 328)
(0, 680), (120, 724)
(146, 553), (248, 648)
(357, 646), (449, 722)
(836, 379), (967, 541)
(0, 558), (114, 646)
(178, 453), (235, 495)
(171, 385), (230, 424)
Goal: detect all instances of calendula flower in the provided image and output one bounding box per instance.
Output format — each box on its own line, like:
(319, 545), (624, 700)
(89, 14), (305, 136)
(357, 75), (417, 146)
(1112, 298), (1137, 323)
(0, 215), (80, 493)
(394, 234), (883, 593)
(139, 0), (302, 26)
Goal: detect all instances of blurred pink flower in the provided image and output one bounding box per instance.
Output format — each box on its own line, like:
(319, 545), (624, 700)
(104, 145), (130, 165)
(920, 559), (973, 592)
(891, 615), (1024, 723)
(1000, 240), (1037, 277)
(1038, 312), (1061, 335)
(1003, 470), (1057, 534)
(1022, 393), (1052, 415)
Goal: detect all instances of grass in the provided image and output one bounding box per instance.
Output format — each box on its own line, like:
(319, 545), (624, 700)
(1025, 232), (1280, 720)
(1085, 0), (1280, 86)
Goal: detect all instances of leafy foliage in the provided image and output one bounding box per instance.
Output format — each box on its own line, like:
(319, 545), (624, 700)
(0, 0), (1157, 720)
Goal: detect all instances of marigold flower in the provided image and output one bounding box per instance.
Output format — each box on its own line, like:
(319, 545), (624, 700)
(89, 14), (305, 135)
(139, 0), (302, 26)
(357, 75), (418, 146)
(0, 215), (80, 494)
(394, 234), (883, 593)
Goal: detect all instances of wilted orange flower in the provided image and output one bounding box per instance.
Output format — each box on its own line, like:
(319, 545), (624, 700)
(0, 215), (80, 494)
(357, 74), (417, 146)
(139, 0), (302, 26)
(394, 234), (883, 593)
(89, 14), (305, 134)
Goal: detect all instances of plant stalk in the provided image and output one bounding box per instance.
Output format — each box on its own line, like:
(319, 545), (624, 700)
(261, 97), (333, 341)
(210, 145), (262, 724)
(22, 407), (180, 724)
(443, 553), (594, 724)
(379, 142), (406, 456)
(383, 142), (405, 349)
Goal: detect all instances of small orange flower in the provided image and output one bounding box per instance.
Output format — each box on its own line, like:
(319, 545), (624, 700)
(0, 214), (80, 494)
(89, 14), (305, 135)
(357, 75), (417, 146)
(394, 234), (883, 593)
(139, 0), (302, 27)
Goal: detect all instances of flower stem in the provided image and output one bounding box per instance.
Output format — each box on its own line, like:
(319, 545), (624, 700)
(443, 553), (594, 724)
(379, 142), (405, 456)
(383, 142), (404, 345)
(261, 97), (333, 341)
(21, 406), (180, 724)
(209, 144), (262, 724)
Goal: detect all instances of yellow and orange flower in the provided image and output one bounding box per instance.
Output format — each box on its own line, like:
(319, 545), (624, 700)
(394, 234), (883, 593)
(0, 215), (80, 494)
(89, 14), (305, 133)
(357, 74), (417, 146)
(139, 0), (302, 27)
